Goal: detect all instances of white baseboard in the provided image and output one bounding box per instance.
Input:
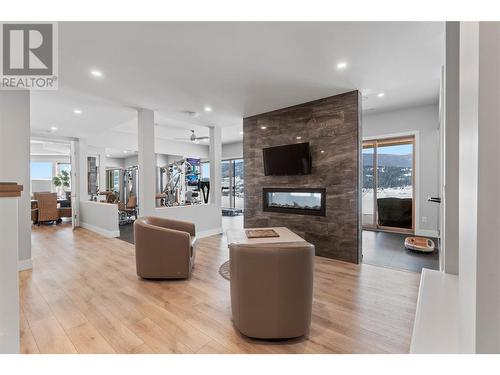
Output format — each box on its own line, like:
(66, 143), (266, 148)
(197, 227), (223, 238)
(416, 229), (439, 238)
(80, 222), (120, 238)
(18, 258), (33, 271)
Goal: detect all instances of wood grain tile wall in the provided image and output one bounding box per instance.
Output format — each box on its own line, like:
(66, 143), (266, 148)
(243, 90), (362, 263)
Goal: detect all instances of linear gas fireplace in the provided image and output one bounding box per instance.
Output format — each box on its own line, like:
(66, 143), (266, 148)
(263, 188), (326, 216)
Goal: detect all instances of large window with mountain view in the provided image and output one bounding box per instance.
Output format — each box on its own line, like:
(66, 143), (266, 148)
(362, 136), (414, 231)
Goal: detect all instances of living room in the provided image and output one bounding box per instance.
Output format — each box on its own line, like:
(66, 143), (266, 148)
(1, 3), (500, 372)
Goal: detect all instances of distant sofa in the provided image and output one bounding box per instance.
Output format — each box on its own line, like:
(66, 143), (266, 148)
(134, 216), (197, 279)
(377, 197), (412, 229)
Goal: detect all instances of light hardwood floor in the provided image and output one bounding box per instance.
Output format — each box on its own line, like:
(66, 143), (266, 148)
(20, 222), (420, 354)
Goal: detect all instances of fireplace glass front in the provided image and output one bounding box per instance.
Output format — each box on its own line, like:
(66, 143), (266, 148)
(263, 188), (326, 216)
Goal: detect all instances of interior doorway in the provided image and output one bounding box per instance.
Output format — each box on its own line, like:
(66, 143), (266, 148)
(30, 138), (73, 228)
(361, 134), (439, 273)
(362, 136), (415, 233)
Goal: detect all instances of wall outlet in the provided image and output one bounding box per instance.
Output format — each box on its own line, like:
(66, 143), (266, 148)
(421, 216), (428, 223)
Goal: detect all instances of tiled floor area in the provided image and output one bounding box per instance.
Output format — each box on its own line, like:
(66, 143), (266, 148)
(362, 230), (439, 273)
(119, 223), (134, 244)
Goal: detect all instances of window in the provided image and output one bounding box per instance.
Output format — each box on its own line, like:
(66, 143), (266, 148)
(56, 163), (71, 189)
(57, 163), (71, 175)
(31, 162), (53, 180)
(201, 161), (210, 181)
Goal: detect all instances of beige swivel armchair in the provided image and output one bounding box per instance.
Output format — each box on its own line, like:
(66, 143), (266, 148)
(134, 216), (197, 279)
(229, 241), (315, 340)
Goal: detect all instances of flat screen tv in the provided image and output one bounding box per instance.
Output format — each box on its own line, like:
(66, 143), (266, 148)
(263, 142), (312, 176)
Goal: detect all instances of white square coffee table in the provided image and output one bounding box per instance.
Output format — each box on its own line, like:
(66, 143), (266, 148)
(226, 227), (306, 245)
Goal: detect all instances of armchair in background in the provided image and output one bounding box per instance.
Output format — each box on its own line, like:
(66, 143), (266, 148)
(134, 216), (196, 279)
(33, 192), (60, 224)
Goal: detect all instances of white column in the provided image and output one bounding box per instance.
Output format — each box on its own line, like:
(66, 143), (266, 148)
(474, 22), (500, 354)
(97, 148), (107, 192)
(209, 126), (222, 207)
(78, 139), (89, 202)
(0, 90), (31, 269)
(137, 108), (156, 217)
(0, 190), (21, 353)
(70, 140), (80, 227)
(459, 21), (500, 353)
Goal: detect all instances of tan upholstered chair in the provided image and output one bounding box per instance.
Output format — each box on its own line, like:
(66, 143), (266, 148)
(34, 192), (59, 224)
(229, 241), (315, 339)
(134, 216), (197, 279)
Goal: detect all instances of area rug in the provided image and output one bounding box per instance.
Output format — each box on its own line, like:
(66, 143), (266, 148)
(219, 260), (230, 280)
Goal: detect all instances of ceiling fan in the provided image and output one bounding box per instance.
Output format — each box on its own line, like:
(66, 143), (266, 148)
(175, 129), (209, 143)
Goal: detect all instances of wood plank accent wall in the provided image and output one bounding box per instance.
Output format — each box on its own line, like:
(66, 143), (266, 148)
(243, 91), (362, 263)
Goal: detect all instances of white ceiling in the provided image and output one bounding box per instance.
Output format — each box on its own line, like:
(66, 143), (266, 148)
(30, 22), (444, 148)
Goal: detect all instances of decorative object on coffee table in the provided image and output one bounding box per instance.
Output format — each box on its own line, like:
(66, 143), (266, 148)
(245, 229), (280, 238)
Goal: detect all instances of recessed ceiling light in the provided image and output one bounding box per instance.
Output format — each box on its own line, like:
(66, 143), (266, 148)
(336, 62), (348, 70)
(90, 70), (103, 78)
(296, 136), (302, 140)
(321, 150), (325, 154)
(260, 126), (267, 130)
(123, 150), (129, 153)
(204, 106), (212, 112)
(239, 131), (244, 135)
(49, 126), (58, 132)
(106, 154), (111, 157)
(73, 109), (82, 115)
(377, 93), (385, 98)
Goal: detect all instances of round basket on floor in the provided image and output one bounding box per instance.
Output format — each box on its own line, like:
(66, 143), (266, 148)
(404, 236), (435, 253)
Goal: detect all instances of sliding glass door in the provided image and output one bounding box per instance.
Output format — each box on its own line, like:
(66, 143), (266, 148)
(362, 136), (415, 232)
(221, 158), (244, 209)
(221, 160), (231, 208)
(233, 159), (244, 209)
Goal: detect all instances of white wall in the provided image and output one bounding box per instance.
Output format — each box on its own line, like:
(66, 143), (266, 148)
(222, 141), (243, 159)
(124, 155), (138, 168)
(106, 157), (124, 169)
(0, 197), (20, 352)
(363, 103), (440, 235)
(443, 21), (460, 275)
(0, 91), (31, 267)
(458, 21), (500, 354)
(458, 21), (479, 354)
(79, 201), (120, 238)
(475, 22), (500, 354)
